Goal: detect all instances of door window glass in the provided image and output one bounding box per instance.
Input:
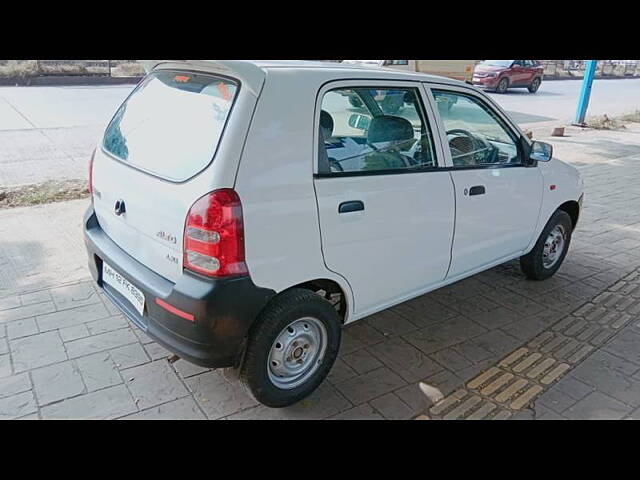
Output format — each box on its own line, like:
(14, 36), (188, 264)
(319, 87), (436, 174)
(432, 90), (520, 167)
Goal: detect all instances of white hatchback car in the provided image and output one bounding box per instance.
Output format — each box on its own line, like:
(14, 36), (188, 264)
(84, 60), (584, 407)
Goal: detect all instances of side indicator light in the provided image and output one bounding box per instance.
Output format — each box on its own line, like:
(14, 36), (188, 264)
(550, 184), (557, 190)
(155, 298), (195, 322)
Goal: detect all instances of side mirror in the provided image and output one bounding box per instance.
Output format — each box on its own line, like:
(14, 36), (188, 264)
(530, 141), (553, 162)
(348, 113), (371, 131)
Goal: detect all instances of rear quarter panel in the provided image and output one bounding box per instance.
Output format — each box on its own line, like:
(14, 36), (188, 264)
(234, 69), (354, 316)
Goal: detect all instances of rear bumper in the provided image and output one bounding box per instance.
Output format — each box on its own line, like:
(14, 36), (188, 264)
(83, 205), (275, 368)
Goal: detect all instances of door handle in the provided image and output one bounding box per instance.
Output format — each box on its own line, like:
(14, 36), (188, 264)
(468, 185), (486, 196)
(339, 200), (365, 213)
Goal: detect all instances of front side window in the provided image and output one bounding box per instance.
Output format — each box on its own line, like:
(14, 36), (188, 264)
(103, 70), (238, 182)
(432, 90), (520, 167)
(318, 87), (436, 174)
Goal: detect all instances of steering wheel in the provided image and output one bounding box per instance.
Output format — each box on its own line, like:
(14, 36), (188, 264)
(446, 129), (482, 165)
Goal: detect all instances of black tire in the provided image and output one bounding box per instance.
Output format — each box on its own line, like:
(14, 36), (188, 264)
(520, 210), (573, 280)
(240, 288), (341, 407)
(495, 77), (509, 94)
(528, 77), (541, 93)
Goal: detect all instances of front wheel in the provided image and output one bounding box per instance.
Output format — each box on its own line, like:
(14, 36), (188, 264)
(495, 77), (509, 94)
(240, 288), (341, 407)
(520, 210), (573, 280)
(528, 77), (541, 93)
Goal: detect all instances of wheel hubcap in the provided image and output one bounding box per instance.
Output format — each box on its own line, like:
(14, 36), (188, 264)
(267, 317), (327, 390)
(542, 225), (565, 269)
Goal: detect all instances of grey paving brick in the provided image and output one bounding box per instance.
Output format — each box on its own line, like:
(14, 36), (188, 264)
(59, 324), (90, 342)
(76, 352), (122, 392)
(0, 296), (21, 312)
(563, 391), (633, 420)
(20, 290), (52, 307)
(343, 322), (386, 348)
(0, 301), (56, 323)
(172, 359), (210, 379)
(327, 358), (357, 385)
(144, 342), (172, 361)
(394, 383), (430, 415)
(124, 360), (188, 410)
(121, 397), (206, 420)
(32, 361), (85, 406)
(423, 368), (465, 397)
(6, 317), (38, 339)
(342, 349), (383, 375)
(536, 386), (578, 413)
(85, 315), (128, 336)
(470, 307), (519, 330)
(186, 371), (258, 420)
(36, 302), (110, 332)
(330, 403), (385, 420)
(49, 282), (101, 310)
(41, 384), (137, 419)
(0, 337), (7, 355)
(0, 391), (37, 419)
(431, 348), (471, 373)
(109, 343), (150, 370)
(225, 383), (350, 420)
(369, 393), (414, 420)
(603, 328), (640, 366)
(10, 331), (67, 372)
(0, 373), (31, 399)
(454, 340), (495, 363)
(334, 367), (406, 405)
(0, 325), (4, 339)
(403, 316), (487, 355)
(467, 329), (522, 357)
(0, 354), (11, 378)
(571, 351), (640, 407)
(393, 295), (458, 328)
(554, 376), (595, 401)
(65, 328), (137, 358)
(365, 309), (417, 337)
(369, 337), (442, 382)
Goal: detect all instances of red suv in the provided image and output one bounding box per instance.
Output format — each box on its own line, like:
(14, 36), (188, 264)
(473, 60), (544, 94)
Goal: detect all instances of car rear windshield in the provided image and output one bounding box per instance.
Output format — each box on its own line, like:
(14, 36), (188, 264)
(103, 70), (238, 182)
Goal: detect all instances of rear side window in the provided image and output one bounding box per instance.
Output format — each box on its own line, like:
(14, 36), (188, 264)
(103, 70), (238, 182)
(318, 87), (436, 174)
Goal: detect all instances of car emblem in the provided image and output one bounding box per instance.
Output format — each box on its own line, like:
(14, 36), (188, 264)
(114, 199), (126, 216)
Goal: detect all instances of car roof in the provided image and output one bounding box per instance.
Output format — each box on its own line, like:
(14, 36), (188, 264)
(144, 60), (468, 96)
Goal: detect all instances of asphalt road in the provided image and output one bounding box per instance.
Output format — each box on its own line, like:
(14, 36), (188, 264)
(0, 78), (639, 186)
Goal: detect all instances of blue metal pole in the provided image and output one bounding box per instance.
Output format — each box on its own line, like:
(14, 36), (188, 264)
(574, 60), (598, 125)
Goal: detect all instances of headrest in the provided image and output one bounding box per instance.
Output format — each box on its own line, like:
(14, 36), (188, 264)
(320, 110), (334, 137)
(367, 115), (414, 144)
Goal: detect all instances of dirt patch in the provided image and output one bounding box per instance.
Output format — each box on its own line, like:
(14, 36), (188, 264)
(0, 180), (89, 209)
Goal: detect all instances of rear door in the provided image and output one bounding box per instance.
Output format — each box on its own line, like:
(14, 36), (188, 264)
(425, 85), (543, 279)
(92, 69), (241, 282)
(313, 81), (455, 318)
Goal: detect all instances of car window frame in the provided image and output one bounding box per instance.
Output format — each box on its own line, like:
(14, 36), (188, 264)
(422, 82), (531, 170)
(313, 79), (445, 178)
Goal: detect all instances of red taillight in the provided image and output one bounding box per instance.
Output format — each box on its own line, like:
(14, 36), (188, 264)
(183, 189), (248, 278)
(89, 148), (95, 195)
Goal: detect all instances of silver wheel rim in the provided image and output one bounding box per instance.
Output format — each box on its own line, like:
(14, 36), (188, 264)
(542, 224), (565, 269)
(267, 317), (327, 390)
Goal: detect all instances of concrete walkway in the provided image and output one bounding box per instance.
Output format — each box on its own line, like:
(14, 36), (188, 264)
(2, 125), (640, 419)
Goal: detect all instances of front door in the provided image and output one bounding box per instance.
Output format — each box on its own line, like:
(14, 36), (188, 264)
(313, 82), (455, 318)
(428, 87), (543, 279)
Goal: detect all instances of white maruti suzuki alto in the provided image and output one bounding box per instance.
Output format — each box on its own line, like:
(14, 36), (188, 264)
(84, 60), (584, 407)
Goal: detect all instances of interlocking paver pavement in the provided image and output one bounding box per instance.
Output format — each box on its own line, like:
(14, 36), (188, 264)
(2, 124), (640, 419)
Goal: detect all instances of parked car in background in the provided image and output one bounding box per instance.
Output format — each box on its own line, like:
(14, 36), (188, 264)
(473, 60), (544, 93)
(85, 60), (582, 407)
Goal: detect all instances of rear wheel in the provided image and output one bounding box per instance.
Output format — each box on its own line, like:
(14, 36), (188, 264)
(495, 77), (509, 94)
(520, 210), (572, 280)
(240, 288), (341, 407)
(528, 77), (541, 93)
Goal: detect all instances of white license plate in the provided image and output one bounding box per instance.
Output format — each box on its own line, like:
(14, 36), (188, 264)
(102, 261), (145, 316)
